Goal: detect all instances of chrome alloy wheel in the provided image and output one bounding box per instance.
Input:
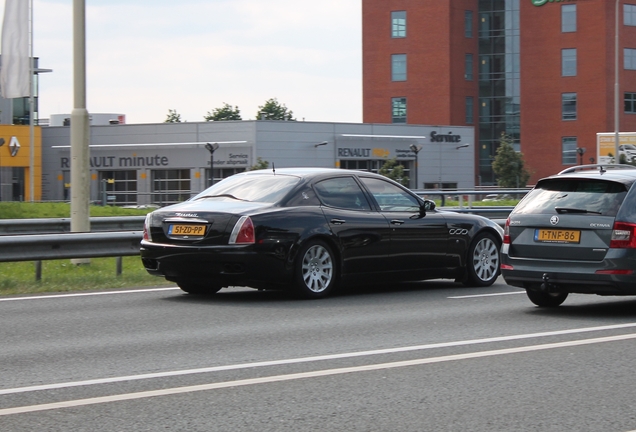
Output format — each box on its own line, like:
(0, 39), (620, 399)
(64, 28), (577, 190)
(301, 244), (334, 293)
(471, 236), (500, 282)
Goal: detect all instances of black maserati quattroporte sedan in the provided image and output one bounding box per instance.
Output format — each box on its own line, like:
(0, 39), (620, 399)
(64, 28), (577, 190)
(141, 168), (503, 298)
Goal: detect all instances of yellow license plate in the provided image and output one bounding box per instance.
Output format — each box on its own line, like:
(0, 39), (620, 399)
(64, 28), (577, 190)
(535, 229), (580, 243)
(169, 224), (206, 236)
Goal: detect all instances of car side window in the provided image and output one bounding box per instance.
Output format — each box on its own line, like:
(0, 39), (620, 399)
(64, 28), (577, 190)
(285, 186), (321, 207)
(359, 177), (420, 212)
(314, 177), (372, 211)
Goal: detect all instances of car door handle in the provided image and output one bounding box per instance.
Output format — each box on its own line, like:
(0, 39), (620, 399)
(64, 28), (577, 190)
(390, 219), (405, 225)
(330, 219), (346, 225)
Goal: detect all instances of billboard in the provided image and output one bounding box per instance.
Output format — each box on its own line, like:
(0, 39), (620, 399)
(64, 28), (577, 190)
(596, 133), (636, 164)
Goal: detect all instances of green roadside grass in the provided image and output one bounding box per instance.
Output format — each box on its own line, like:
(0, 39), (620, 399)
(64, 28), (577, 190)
(0, 203), (172, 297)
(0, 257), (174, 296)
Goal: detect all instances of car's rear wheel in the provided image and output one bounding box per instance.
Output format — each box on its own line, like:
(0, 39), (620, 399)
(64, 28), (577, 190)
(464, 232), (500, 287)
(294, 240), (337, 299)
(526, 289), (568, 307)
(177, 281), (222, 295)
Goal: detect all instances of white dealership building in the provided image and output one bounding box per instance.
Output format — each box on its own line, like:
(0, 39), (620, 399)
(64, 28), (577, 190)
(41, 120), (475, 205)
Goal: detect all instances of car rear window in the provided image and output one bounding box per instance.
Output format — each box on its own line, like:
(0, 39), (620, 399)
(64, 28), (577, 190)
(513, 178), (628, 217)
(191, 174), (300, 203)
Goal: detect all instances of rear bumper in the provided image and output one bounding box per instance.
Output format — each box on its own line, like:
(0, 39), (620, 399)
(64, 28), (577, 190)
(501, 254), (636, 295)
(140, 240), (294, 288)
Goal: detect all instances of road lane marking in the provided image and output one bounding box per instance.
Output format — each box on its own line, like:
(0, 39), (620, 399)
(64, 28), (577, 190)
(0, 287), (179, 302)
(448, 291), (525, 299)
(2, 322), (636, 396)
(2, 332), (635, 416)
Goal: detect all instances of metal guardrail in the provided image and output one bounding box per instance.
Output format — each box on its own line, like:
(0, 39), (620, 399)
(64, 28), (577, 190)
(0, 191), (518, 280)
(0, 231), (143, 263)
(0, 216), (146, 235)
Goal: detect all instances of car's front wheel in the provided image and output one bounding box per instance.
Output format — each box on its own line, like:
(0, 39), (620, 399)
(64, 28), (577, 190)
(464, 232), (500, 287)
(526, 289), (568, 307)
(293, 240), (337, 299)
(177, 281), (222, 295)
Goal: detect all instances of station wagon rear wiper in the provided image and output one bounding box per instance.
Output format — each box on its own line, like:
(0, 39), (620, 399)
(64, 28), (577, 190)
(555, 207), (602, 215)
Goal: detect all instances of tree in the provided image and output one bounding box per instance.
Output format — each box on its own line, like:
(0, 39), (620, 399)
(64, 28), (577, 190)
(378, 158), (409, 187)
(204, 103), (242, 121)
(164, 109), (182, 123)
(247, 157), (269, 171)
(492, 132), (531, 188)
(256, 98), (295, 121)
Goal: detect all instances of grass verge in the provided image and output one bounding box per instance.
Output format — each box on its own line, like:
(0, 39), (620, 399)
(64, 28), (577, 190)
(0, 257), (173, 296)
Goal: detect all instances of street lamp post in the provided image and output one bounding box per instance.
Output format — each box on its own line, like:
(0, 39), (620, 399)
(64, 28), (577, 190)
(409, 144), (422, 189)
(576, 147), (586, 165)
(615, 0), (620, 163)
(205, 143), (219, 187)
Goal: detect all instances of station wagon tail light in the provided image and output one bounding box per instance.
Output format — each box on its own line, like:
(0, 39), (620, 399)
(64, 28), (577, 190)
(610, 221), (636, 249)
(503, 218), (511, 244)
(229, 216), (255, 244)
(143, 214), (152, 242)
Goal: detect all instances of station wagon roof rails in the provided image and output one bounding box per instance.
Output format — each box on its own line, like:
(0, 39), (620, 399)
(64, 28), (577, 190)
(557, 164), (636, 175)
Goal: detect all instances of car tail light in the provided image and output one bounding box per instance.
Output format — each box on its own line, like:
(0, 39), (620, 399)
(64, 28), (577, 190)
(503, 218), (511, 244)
(143, 214), (152, 242)
(595, 269), (634, 275)
(229, 216), (255, 244)
(609, 221), (636, 249)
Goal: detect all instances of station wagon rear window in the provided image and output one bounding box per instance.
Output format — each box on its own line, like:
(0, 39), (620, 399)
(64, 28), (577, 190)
(513, 179), (628, 217)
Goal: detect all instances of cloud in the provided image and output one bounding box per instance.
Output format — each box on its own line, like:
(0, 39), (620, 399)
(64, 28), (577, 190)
(26, 0), (362, 124)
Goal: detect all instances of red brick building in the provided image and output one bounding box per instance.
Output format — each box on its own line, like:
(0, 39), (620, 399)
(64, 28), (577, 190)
(363, 0), (636, 185)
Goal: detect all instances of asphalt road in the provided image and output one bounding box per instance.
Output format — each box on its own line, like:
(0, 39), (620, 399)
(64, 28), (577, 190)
(2, 278), (636, 431)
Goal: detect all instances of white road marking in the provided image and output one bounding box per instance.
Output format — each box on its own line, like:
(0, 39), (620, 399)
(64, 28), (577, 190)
(448, 291), (525, 299)
(1, 332), (635, 417)
(2, 322), (636, 396)
(0, 287), (179, 302)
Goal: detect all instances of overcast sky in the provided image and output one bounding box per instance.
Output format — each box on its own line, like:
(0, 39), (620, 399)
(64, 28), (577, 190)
(3, 0), (362, 124)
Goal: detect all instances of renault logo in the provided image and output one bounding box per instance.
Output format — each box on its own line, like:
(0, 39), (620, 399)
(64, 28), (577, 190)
(550, 216), (559, 226)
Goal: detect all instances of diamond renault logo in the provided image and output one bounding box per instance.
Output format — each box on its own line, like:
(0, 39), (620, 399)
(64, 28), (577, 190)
(9, 136), (20, 157)
(550, 215), (559, 226)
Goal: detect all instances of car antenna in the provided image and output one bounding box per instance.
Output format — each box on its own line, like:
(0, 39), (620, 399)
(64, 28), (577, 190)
(272, 163), (276, 175)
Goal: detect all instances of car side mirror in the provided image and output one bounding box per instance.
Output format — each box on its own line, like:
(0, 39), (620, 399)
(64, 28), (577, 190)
(419, 199), (436, 216)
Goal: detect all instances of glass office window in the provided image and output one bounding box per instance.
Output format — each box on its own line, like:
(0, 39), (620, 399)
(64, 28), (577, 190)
(466, 96), (474, 124)
(625, 92), (636, 113)
(562, 137), (578, 165)
(625, 4), (636, 26)
(465, 54), (473, 80)
(625, 48), (636, 70)
(465, 10), (473, 37)
(391, 11), (406, 38)
(391, 54), (407, 81)
(562, 49), (577, 76)
(392, 97), (407, 123)
(562, 93), (577, 120)
(562, 4), (576, 32)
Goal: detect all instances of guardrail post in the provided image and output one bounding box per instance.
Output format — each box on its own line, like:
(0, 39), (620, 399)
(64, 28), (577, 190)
(35, 260), (42, 281)
(116, 256), (123, 276)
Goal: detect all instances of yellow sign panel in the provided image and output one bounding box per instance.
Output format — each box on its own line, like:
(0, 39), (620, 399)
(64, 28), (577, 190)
(0, 125), (42, 201)
(596, 133), (636, 164)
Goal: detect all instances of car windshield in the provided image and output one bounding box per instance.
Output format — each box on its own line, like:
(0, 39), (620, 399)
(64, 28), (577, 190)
(513, 179), (628, 217)
(191, 174), (300, 203)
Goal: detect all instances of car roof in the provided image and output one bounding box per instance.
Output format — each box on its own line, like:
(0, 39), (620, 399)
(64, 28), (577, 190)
(540, 164), (636, 186)
(240, 167), (382, 179)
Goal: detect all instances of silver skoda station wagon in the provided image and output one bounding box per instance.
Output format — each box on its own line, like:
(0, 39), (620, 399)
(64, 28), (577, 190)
(501, 165), (636, 307)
